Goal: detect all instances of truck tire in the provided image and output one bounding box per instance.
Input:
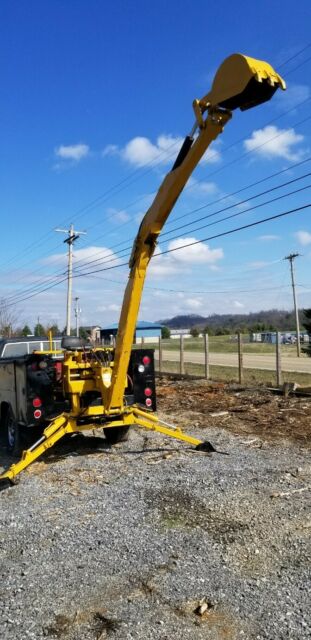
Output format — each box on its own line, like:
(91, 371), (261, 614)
(3, 406), (21, 455)
(103, 426), (130, 444)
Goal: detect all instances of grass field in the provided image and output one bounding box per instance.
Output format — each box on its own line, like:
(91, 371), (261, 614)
(147, 336), (306, 357)
(155, 359), (311, 387)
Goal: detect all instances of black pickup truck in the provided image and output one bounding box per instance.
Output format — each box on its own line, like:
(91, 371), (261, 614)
(0, 336), (156, 454)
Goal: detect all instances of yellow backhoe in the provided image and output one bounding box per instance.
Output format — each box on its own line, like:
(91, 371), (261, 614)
(0, 54), (285, 489)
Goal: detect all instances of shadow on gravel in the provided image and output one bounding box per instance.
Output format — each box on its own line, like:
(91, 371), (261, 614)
(0, 434), (188, 473)
(0, 434), (112, 471)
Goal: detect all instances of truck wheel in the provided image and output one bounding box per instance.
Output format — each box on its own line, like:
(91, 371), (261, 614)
(103, 426), (130, 444)
(3, 407), (21, 455)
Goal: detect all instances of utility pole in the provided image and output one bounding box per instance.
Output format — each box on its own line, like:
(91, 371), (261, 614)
(284, 253), (301, 357)
(55, 224), (86, 335)
(74, 297), (82, 337)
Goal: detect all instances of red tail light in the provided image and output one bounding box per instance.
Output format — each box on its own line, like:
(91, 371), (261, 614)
(144, 387), (152, 397)
(143, 355), (151, 366)
(34, 409), (42, 419)
(32, 397), (42, 408)
(145, 398), (152, 407)
(54, 361), (62, 381)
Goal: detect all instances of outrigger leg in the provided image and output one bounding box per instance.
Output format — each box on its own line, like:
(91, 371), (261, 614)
(131, 406), (215, 451)
(0, 413), (74, 490)
(0, 407), (215, 491)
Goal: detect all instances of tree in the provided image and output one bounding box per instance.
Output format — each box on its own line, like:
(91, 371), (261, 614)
(22, 324), (32, 336)
(34, 323), (46, 337)
(203, 325), (214, 336)
(46, 323), (61, 336)
(190, 327), (199, 338)
(161, 326), (171, 339)
(0, 298), (20, 337)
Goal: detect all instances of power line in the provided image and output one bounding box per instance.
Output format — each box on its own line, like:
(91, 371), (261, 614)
(3, 55), (311, 274)
(70, 155), (311, 271)
(157, 204), (311, 258)
(6, 169), (310, 304)
(277, 42), (311, 69)
(4, 202), (310, 308)
(71, 108), (311, 268)
(161, 171), (311, 239)
(284, 54), (311, 76)
(2, 51), (311, 285)
(72, 176), (311, 274)
(4, 162), (311, 303)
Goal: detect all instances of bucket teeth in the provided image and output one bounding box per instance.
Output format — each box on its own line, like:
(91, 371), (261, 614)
(198, 53), (286, 112)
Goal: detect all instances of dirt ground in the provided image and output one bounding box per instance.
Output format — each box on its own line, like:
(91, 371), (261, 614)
(156, 378), (311, 447)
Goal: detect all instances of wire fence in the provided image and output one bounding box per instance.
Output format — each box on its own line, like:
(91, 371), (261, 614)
(143, 333), (311, 388)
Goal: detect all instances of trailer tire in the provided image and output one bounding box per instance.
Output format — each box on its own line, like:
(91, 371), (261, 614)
(103, 426), (130, 444)
(3, 406), (21, 456)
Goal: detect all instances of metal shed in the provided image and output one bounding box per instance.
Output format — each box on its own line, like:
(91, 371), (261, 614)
(100, 321), (162, 345)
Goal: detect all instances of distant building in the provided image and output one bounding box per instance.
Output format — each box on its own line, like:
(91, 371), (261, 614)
(169, 329), (192, 339)
(250, 331), (309, 344)
(100, 320), (162, 345)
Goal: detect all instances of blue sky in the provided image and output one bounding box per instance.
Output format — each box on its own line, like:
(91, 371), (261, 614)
(1, 0), (311, 330)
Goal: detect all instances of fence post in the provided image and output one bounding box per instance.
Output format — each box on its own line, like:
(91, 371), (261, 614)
(276, 331), (282, 386)
(238, 332), (244, 384)
(141, 336), (145, 346)
(204, 333), (209, 380)
(180, 334), (184, 375)
(158, 336), (162, 374)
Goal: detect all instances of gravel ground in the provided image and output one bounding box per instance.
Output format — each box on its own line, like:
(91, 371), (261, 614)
(0, 382), (310, 640)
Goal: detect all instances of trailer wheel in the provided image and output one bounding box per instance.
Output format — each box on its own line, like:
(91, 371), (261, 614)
(103, 426), (130, 444)
(3, 406), (21, 455)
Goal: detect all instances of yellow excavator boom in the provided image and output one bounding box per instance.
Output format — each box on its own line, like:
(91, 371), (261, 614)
(107, 53), (285, 411)
(0, 53), (285, 488)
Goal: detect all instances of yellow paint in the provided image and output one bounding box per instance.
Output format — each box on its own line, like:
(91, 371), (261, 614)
(0, 54), (285, 485)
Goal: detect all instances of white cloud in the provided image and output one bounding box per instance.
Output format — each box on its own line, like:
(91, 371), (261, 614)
(107, 303), (120, 312)
(148, 238), (223, 279)
(148, 255), (180, 277)
(102, 144), (118, 157)
(258, 235), (280, 242)
(201, 145), (221, 164)
(43, 245), (120, 268)
(187, 176), (218, 196)
(295, 230), (311, 246)
(121, 134), (182, 167)
(103, 134), (221, 168)
(244, 125), (304, 161)
(102, 135), (181, 168)
(233, 300), (244, 309)
(107, 207), (130, 224)
(54, 143), (90, 162)
(168, 238), (224, 264)
(184, 297), (203, 309)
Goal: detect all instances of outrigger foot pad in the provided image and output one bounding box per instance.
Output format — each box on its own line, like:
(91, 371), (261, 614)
(195, 440), (218, 453)
(0, 478), (15, 492)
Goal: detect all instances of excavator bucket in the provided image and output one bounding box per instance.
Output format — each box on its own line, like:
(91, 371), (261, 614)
(201, 53), (285, 111)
